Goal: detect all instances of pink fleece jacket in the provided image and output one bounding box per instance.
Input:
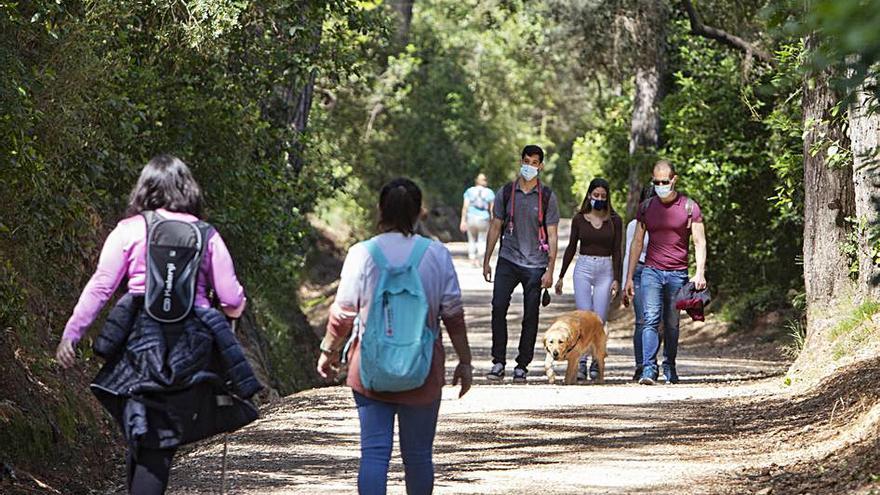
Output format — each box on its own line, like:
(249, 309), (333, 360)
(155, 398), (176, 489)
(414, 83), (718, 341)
(62, 209), (246, 343)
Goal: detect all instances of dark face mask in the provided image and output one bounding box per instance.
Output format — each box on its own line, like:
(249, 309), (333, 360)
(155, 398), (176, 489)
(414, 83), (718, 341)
(590, 199), (608, 211)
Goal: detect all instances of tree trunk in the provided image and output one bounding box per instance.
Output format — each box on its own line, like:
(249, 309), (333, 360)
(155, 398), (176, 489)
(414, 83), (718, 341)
(625, 17), (666, 219)
(848, 79), (880, 299)
(284, 15), (324, 174)
(802, 35), (856, 317)
(389, 0), (415, 45)
(288, 70), (317, 173)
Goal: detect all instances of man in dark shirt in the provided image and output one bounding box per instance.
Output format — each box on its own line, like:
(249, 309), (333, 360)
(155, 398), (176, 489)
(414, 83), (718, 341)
(625, 160), (707, 385)
(483, 145), (560, 383)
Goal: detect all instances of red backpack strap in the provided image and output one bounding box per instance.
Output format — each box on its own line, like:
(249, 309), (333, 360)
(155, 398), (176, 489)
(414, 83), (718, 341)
(537, 181), (546, 244)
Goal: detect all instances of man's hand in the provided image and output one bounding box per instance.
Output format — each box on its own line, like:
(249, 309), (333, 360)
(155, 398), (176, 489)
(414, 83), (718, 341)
(625, 279), (635, 299)
(317, 351), (341, 380)
(452, 362), (473, 398)
(692, 272), (707, 291)
(623, 295), (631, 308)
(483, 261), (492, 282)
(541, 271), (553, 289)
(55, 338), (77, 369)
(555, 278), (564, 295)
(459, 221), (468, 234)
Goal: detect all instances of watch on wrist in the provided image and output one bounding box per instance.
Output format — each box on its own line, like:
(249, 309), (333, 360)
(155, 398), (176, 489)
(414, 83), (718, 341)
(319, 341), (338, 354)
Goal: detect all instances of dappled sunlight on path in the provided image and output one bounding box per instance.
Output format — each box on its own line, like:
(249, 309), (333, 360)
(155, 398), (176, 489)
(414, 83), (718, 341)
(164, 225), (793, 494)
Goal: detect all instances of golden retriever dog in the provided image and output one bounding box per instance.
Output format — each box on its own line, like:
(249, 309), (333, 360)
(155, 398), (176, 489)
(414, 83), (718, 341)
(543, 310), (607, 385)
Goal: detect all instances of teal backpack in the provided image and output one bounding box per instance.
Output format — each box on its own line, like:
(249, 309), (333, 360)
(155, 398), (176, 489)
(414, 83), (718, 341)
(359, 236), (436, 392)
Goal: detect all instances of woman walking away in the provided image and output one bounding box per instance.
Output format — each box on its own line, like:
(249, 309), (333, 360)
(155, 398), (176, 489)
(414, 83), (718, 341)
(555, 178), (623, 381)
(622, 184), (655, 381)
(460, 173), (495, 267)
(55, 155), (260, 495)
(318, 177), (473, 495)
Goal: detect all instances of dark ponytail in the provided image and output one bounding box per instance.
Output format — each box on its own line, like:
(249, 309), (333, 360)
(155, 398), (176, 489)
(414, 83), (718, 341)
(378, 178), (422, 235)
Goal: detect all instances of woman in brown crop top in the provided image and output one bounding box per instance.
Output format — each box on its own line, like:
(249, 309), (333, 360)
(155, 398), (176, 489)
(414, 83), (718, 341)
(555, 178), (623, 380)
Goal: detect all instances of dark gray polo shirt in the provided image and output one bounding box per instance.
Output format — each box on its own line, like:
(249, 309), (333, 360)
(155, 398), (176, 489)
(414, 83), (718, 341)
(493, 182), (560, 269)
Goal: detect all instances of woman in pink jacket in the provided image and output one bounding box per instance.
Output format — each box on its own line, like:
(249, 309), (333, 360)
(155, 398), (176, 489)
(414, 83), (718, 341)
(55, 155), (246, 495)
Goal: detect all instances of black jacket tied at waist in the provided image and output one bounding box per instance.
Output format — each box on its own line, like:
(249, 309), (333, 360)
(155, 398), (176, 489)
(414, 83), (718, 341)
(91, 294), (263, 450)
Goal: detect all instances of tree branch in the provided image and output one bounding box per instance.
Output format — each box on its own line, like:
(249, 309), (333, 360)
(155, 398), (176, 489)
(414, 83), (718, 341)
(680, 0), (773, 63)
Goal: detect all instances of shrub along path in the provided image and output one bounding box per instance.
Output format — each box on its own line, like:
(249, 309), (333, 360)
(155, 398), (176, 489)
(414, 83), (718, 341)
(156, 229), (859, 495)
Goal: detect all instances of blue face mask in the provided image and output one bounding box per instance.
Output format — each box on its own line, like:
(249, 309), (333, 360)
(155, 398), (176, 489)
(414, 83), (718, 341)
(654, 184), (673, 198)
(520, 164), (539, 181)
(590, 199), (607, 211)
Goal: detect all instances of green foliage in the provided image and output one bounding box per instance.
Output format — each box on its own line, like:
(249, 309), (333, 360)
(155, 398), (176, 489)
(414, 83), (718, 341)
(567, 96), (632, 212)
(720, 285), (791, 331)
(765, 0), (880, 100)
(830, 299), (880, 360)
(830, 300), (880, 340)
(782, 317), (807, 359)
(0, 0), (388, 480)
(314, 0), (599, 224)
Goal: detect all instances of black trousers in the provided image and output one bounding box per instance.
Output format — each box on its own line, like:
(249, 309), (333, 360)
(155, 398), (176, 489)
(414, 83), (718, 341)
(490, 257), (546, 370)
(127, 447), (176, 495)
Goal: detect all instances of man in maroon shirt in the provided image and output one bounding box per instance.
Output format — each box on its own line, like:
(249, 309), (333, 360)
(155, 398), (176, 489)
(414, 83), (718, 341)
(624, 160), (707, 385)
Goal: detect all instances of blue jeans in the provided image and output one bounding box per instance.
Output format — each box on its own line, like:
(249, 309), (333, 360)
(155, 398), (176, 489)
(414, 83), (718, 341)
(631, 264), (646, 368)
(354, 392), (441, 495)
(641, 267), (688, 373)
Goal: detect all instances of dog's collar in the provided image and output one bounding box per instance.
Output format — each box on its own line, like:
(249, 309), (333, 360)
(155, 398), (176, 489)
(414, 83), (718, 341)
(562, 340), (578, 358)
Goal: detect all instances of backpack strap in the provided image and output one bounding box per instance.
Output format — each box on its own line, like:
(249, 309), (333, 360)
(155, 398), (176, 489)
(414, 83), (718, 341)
(406, 236), (432, 269)
(500, 182), (514, 245)
(364, 239), (389, 270)
(541, 185), (552, 227)
(141, 210), (159, 233)
(195, 221), (215, 259)
(541, 184), (552, 239)
(685, 197), (694, 230)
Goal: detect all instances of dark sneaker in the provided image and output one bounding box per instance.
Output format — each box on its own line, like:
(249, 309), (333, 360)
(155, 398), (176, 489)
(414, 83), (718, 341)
(632, 367), (643, 382)
(663, 365), (680, 384)
(486, 363), (505, 381)
(576, 360), (588, 382)
(512, 367), (527, 383)
(639, 367), (657, 385)
(589, 360), (600, 381)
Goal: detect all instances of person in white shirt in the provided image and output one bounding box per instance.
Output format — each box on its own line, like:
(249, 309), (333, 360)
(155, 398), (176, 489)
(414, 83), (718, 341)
(460, 173), (495, 267)
(622, 185), (654, 381)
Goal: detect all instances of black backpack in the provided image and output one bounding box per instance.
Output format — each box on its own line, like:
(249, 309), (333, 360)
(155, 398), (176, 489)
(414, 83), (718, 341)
(142, 210), (214, 323)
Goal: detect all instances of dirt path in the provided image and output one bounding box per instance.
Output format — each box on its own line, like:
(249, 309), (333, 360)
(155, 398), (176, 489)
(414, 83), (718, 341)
(165, 231), (795, 494)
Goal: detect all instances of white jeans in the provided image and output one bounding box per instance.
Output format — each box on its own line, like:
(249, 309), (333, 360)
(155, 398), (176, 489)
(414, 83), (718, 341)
(466, 216), (489, 260)
(573, 255), (614, 322)
(574, 255), (613, 369)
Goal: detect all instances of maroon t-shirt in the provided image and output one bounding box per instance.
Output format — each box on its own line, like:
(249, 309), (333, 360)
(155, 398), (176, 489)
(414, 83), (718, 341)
(637, 194), (702, 271)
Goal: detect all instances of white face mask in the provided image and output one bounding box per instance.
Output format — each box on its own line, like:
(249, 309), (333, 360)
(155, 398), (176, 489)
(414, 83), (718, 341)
(654, 183), (673, 198)
(520, 164), (539, 181)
